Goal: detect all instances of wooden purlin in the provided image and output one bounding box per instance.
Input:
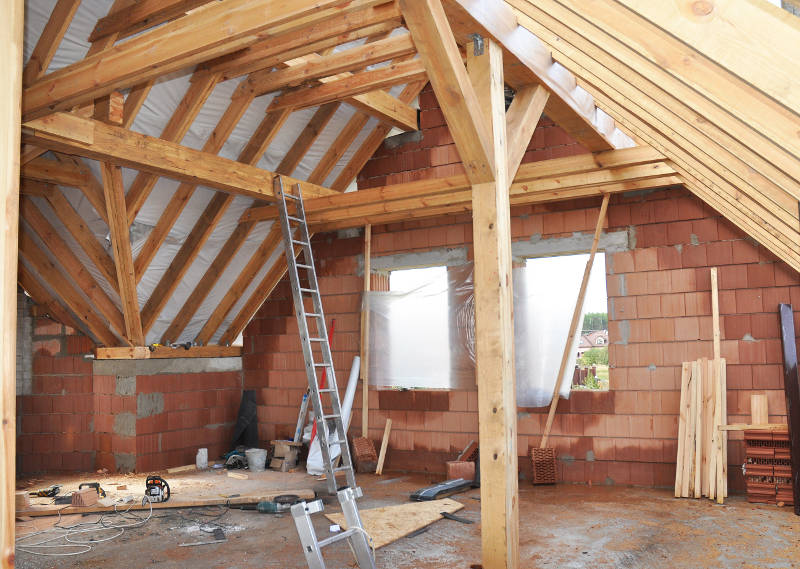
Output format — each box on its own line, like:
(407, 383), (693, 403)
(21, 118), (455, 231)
(509, 0), (800, 272)
(89, 0), (215, 43)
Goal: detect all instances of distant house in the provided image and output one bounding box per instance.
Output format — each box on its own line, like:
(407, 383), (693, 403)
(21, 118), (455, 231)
(577, 330), (609, 358)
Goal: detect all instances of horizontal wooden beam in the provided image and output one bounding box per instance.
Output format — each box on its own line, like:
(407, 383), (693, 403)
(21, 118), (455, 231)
(243, 146), (669, 223)
(23, 113), (336, 200)
(23, 0), (371, 120)
(268, 58), (427, 111)
(244, 34), (416, 97)
(95, 345), (242, 360)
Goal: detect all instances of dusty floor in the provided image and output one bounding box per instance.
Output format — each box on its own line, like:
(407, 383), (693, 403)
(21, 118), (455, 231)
(14, 469), (800, 569)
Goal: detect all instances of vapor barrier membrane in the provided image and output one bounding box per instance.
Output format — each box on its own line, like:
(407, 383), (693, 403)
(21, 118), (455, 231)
(366, 262), (586, 407)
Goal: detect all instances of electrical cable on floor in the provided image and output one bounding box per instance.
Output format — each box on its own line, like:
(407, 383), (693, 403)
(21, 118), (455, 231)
(346, 526), (376, 562)
(154, 504), (230, 535)
(15, 495), (154, 557)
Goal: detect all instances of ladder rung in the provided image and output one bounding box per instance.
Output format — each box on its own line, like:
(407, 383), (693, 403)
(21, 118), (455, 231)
(305, 312), (322, 318)
(318, 387), (336, 392)
(292, 239), (309, 246)
(317, 528), (358, 549)
(333, 466), (352, 473)
(287, 216), (305, 223)
(309, 337), (327, 342)
(322, 413), (341, 420)
(299, 288), (319, 294)
(282, 193), (301, 201)
(314, 363), (331, 368)
(330, 439), (347, 445)
(296, 263), (313, 270)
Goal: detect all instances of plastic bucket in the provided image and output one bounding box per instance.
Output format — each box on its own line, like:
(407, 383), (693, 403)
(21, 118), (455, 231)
(245, 448), (267, 472)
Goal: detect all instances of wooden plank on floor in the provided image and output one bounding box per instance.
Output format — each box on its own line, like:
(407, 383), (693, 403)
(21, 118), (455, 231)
(324, 498), (465, 549)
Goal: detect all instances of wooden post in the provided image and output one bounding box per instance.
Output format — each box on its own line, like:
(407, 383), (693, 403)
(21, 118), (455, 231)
(467, 38), (519, 569)
(1, 1), (23, 566)
(360, 224), (371, 438)
(540, 193), (610, 448)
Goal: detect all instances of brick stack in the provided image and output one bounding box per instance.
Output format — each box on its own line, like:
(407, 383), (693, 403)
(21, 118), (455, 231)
(744, 428), (793, 505)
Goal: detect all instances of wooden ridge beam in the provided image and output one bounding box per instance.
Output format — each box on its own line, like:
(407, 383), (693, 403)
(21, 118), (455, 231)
(19, 232), (118, 346)
(23, 113), (336, 201)
(400, 0), (494, 184)
(89, 0), (214, 43)
(161, 218), (258, 344)
(125, 71), (220, 224)
(449, 0), (633, 151)
(23, 0), (370, 120)
(195, 224), (282, 346)
(268, 58), (427, 112)
(101, 163), (143, 346)
(19, 197), (127, 341)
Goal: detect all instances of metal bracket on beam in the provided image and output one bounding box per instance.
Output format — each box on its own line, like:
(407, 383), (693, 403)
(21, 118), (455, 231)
(469, 33), (484, 56)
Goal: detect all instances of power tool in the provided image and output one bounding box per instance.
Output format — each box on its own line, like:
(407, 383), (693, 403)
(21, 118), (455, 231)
(29, 484), (61, 498)
(79, 482), (106, 498)
(144, 476), (170, 504)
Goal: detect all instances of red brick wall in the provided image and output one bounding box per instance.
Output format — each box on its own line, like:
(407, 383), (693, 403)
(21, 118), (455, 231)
(243, 84), (800, 489)
(17, 318), (95, 473)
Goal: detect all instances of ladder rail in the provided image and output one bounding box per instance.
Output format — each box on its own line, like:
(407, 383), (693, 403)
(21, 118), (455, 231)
(275, 177), (357, 492)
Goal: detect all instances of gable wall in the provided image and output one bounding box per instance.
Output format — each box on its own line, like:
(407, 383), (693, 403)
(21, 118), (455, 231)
(243, 84), (800, 490)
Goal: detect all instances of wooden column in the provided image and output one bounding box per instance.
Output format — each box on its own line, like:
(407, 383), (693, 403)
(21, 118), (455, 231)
(468, 38), (519, 569)
(1, 1), (23, 566)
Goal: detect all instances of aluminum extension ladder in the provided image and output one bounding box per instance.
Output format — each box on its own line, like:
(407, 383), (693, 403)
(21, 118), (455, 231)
(275, 177), (375, 569)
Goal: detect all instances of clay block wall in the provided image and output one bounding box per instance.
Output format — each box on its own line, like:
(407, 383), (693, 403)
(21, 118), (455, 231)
(16, 318), (95, 473)
(134, 370), (242, 472)
(243, 84), (800, 489)
(16, 319), (244, 474)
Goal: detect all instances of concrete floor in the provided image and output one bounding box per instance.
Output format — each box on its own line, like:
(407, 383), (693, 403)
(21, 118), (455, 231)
(15, 472), (800, 568)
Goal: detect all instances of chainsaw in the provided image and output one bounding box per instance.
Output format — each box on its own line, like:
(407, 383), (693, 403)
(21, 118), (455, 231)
(144, 475), (170, 504)
(29, 484), (61, 498)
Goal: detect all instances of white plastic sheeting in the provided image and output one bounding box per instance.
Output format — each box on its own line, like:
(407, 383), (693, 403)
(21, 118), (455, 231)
(22, 0), (403, 345)
(366, 261), (595, 407)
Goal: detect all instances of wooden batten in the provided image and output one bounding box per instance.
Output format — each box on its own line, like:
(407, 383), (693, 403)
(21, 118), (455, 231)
(95, 345), (242, 360)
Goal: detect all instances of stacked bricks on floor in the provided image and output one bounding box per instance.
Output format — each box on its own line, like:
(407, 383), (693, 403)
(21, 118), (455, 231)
(16, 318), (95, 474)
(243, 83), (800, 488)
(16, 317), (245, 474)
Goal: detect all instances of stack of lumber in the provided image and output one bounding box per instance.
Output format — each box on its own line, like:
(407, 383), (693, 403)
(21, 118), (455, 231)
(674, 357), (728, 503)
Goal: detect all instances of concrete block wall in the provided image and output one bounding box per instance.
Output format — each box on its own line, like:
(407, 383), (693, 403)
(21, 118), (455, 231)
(243, 84), (800, 489)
